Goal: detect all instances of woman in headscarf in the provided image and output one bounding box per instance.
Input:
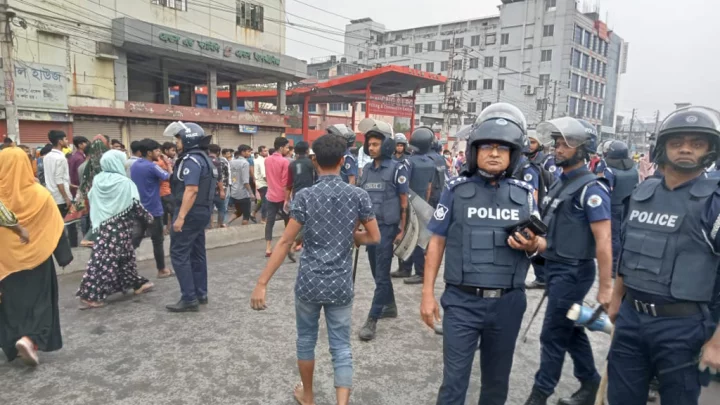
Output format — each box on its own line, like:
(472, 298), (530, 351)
(76, 135), (110, 246)
(0, 147), (72, 367)
(77, 150), (155, 309)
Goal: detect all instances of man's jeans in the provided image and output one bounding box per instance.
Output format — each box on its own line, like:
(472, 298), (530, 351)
(295, 297), (353, 388)
(132, 215), (166, 271)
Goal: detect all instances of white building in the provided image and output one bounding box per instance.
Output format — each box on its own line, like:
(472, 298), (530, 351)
(344, 0), (628, 137)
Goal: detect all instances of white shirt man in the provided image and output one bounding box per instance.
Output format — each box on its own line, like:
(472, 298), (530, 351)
(43, 148), (71, 206)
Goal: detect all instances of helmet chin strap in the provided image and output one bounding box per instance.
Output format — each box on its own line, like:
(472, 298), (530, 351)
(476, 168), (506, 181)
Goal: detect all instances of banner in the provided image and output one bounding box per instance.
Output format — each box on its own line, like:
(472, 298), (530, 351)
(366, 94), (414, 118)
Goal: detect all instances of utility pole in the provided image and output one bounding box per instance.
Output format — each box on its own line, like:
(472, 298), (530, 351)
(456, 47), (468, 134)
(653, 109), (660, 133)
(0, 0), (19, 143)
(540, 79), (549, 121)
(628, 108), (637, 147)
(440, 33), (456, 146)
(551, 80), (558, 119)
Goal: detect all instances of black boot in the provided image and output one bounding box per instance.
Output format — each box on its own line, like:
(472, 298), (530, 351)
(404, 275), (424, 284)
(358, 317), (377, 341)
(390, 269), (411, 278)
(379, 303), (398, 319)
(523, 387), (549, 405)
(558, 380), (600, 405)
(166, 299), (200, 313)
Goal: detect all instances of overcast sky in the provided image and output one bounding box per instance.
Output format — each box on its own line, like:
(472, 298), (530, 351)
(284, 0), (720, 123)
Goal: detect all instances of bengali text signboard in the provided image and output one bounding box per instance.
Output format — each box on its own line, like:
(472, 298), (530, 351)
(0, 62), (68, 110)
(366, 94), (414, 118)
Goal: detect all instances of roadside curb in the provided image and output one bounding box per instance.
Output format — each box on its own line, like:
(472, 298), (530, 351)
(56, 222), (285, 276)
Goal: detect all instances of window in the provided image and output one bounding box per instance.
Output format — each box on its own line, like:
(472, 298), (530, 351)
(451, 80), (462, 92)
(468, 80), (477, 90)
(499, 56), (507, 68)
(603, 41), (608, 56)
(501, 33), (509, 45)
(594, 80), (600, 97)
(154, 0), (187, 11)
(453, 59), (463, 70)
(602, 62), (607, 77)
(426, 62), (434, 72)
(584, 31), (591, 48)
(358, 51), (364, 59)
(592, 35), (598, 52)
(440, 61), (448, 71)
(600, 83), (605, 98)
(449, 118), (459, 126)
(590, 58), (596, 74)
(379, 48), (386, 58)
(484, 56), (494, 67)
(308, 104), (317, 113)
(572, 49), (581, 68)
(467, 102), (477, 113)
(541, 50), (552, 62)
(536, 99), (546, 111)
(598, 104), (604, 119)
(361, 103), (366, 112)
(578, 99), (585, 117)
(424, 104), (432, 114)
(455, 37), (464, 48)
(438, 104), (444, 112)
(569, 97), (578, 115)
(588, 80), (594, 96)
(415, 43), (423, 53)
(571, 73), (579, 92)
(390, 47), (397, 56)
(498, 79), (505, 91)
(402, 45), (409, 55)
(486, 34), (496, 45)
(582, 53), (589, 71)
(442, 39), (451, 50)
(482, 101), (492, 110)
(427, 41), (436, 51)
(329, 103), (349, 111)
(413, 63), (422, 70)
(546, 0), (556, 8)
(591, 102), (597, 119)
(580, 77), (587, 94)
(483, 79), (493, 90)
(425, 86), (434, 93)
(415, 105), (421, 114)
(539, 74), (550, 86)
(439, 84), (446, 93)
(469, 58), (479, 69)
(236, 1), (264, 31)
(471, 35), (481, 46)
(543, 24), (554, 37)
(574, 25), (583, 44)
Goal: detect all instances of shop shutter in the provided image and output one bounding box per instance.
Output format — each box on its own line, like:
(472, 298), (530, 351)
(216, 124), (251, 150)
(17, 120), (73, 148)
(252, 127), (284, 152)
(128, 120), (175, 144)
(72, 117), (123, 143)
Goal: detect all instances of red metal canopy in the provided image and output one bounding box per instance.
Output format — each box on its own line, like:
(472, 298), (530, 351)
(236, 65), (447, 138)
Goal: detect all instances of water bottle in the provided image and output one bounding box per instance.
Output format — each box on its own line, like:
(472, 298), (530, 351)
(567, 304), (613, 334)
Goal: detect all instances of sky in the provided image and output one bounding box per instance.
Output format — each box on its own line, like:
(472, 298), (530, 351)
(284, 0), (720, 124)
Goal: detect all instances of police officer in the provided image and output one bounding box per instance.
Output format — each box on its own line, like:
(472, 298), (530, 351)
(393, 133), (411, 163)
(397, 126), (436, 285)
(527, 129), (561, 179)
(163, 121), (218, 313)
(524, 117), (613, 405)
(606, 106), (720, 405)
(603, 140), (639, 275)
(421, 103), (543, 405)
(427, 139), (448, 208)
(328, 124), (358, 185)
(358, 120), (409, 341)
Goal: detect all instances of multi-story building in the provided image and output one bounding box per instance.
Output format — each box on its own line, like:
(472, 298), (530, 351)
(1, 0), (306, 148)
(344, 0), (628, 137)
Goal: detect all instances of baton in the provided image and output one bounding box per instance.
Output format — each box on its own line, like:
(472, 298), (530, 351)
(352, 245), (359, 285)
(523, 291), (548, 343)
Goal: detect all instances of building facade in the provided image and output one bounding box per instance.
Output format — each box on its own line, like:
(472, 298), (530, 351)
(344, 0), (627, 137)
(2, 0), (306, 148)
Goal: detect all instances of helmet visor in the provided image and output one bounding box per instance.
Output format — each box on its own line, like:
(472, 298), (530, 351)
(537, 117), (592, 149)
(163, 121), (187, 138)
(358, 118), (393, 138)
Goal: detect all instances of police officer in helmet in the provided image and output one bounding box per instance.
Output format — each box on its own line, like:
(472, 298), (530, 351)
(526, 129), (561, 180)
(327, 124), (357, 185)
(428, 139), (449, 208)
(358, 119), (409, 341)
(603, 140), (639, 276)
(422, 103), (545, 405)
(163, 121), (218, 312)
(606, 106), (720, 405)
(524, 117), (613, 405)
(393, 133), (411, 162)
(393, 126), (436, 285)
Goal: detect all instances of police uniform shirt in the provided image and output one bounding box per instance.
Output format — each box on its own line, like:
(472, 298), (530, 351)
(559, 167), (612, 224)
(519, 158), (541, 191)
(428, 176), (539, 237)
(602, 167), (616, 189)
(177, 155), (210, 215)
(543, 155), (562, 179)
(341, 149), (358, 182)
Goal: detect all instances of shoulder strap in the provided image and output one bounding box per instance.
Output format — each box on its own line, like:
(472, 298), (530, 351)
(541, 172), (598, 219)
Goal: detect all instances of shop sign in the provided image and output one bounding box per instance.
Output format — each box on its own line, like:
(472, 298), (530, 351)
(367, 94), (415, 118)
(239, 124), (258, 133)
(159, 32), (280, 66)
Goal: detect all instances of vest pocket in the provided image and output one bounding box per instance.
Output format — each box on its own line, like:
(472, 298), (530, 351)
(671, 253), (718, 301)
(493, 231), (516, 266)
(621, 231), (667, 275)
(469, 230), (494, 264)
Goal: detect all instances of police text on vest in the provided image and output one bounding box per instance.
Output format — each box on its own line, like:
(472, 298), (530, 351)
(467, 207), (520, 221)
(628, 210), (678, 227)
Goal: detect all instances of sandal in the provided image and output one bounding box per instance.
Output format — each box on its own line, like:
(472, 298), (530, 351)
(79, 300), (106, 310)
(157, 271), (175, 279)
(134, 282), (155, 295)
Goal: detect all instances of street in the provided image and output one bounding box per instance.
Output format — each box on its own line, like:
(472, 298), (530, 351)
(1, 239), (717, 405)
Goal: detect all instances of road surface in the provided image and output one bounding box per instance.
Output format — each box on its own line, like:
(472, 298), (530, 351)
(1, 240), (717, 404)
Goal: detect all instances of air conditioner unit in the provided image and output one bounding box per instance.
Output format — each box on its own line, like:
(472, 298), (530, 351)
(525, 86), (536, 96)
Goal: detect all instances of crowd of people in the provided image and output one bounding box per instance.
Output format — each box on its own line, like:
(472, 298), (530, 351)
(1, 104), (720, 405)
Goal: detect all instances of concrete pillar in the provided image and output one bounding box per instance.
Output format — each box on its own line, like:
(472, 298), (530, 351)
(230, 82), (238, 111)
(277, 81), (286, 114)
(179, 84), (192, 106)
(161, 59), (170, 105)
(114, 49), (129, 101)
(207, 67), (218, 110)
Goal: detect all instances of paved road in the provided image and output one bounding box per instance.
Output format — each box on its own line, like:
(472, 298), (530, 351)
(1, 240), (717, 405)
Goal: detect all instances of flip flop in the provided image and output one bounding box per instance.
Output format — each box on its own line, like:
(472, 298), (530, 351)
(157, 271), (175, 279)
(134, 283), (154, 295)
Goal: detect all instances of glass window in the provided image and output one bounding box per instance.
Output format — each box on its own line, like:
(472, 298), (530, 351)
(486, 34), (496, 45)
(402, 45), (409, 55)
(467, 102), (477, 113)
(426, 62), (434, 72)
(427, 41), (436, 51)
(541, 49), (552, 62)
(539, 74), (550, 86)
(571, 74), (579, 92)
(483, 79), (493, 90)
(379, 48), (386, 58)
(455, 37), (464, 48)
(453, 59), (463, 70)
(451, 79), (462, 92)
(574, 25), (583, 44)
(413, 63), (422, 70)
(390, 47), (397, 56)
(442, 39), (451, 50)
(469, 58), (479, 69)
(543, 25), (554, 37)
(415, 43), (423, 53)
(415, 105), (421, 114)
(582, 53), (589, 70)
(425, 86), (434, 93)
(484, 56), (494, 67)
(236, 2), (263, 31)
(580, 77), (587, 94)
(584, 31), (591, 48)
(482, 102), (492, 110)
(471, 35), (481, 46)
(572, 49), (581, 68)
(424, 104), (432, 113)
(569, 97), (578, 115)
(498, 79), (505, 91)
(499, 56), (507, 68)
(468, 80), (477, 91)
(440, 61), (448, 71)
(501, 33), (509, 45)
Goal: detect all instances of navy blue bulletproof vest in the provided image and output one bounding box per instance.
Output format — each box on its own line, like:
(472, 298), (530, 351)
(408, 154), (436, 201)
(609, 166), (639, 206)
(359, 159), (402, 225)
(541, 169), (602, 263)
(444, 177), (534, 289)
(170, 149), (218, 208)
(619, 177), (720, 302)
